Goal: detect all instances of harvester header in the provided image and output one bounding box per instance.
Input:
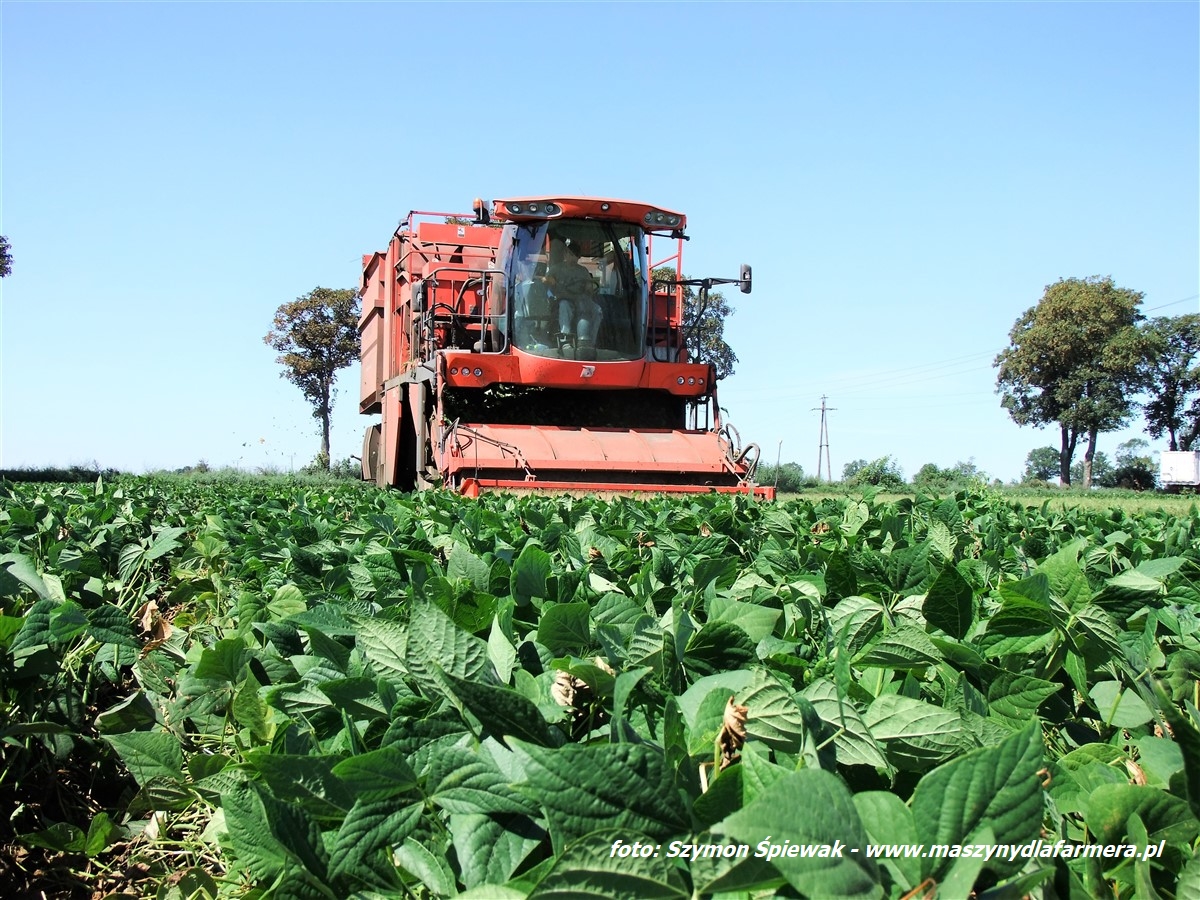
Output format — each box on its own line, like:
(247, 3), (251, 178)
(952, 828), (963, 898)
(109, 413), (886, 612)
(357, 195), (770, 498)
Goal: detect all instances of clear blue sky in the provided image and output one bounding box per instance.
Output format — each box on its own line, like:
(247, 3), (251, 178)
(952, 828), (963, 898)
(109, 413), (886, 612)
(3, 1), (1197, 483)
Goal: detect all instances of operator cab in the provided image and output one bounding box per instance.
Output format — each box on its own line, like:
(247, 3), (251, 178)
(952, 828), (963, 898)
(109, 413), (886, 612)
(498, 219), (647, 362)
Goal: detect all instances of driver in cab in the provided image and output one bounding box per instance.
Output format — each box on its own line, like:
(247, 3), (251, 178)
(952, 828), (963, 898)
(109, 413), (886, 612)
(542, 240), (601, 356)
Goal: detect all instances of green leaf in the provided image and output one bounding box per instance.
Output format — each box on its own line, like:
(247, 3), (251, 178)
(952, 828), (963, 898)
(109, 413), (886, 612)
(1085, 783), (1200, 846)
(194, 637), (251, 683)
(20, 821), (87, 853)
(353, 616), (408, 678)
(986, 673), (1060, 727)
(49, 600), (88, 643)
(829, 595), (885, 657)
(232, 673), (274, 741)
(84, 811), (126, 857)
(245, 751), (354, 822)
(448, 544), (491, 590)
(328, 799), (422, 890)
(0, 553), (52, 600)
(923, 565), (974, 639)
(738, 667), (808, 753)
(537, 602), (591, 654)
(1089, 681), (1154, 727)
(714, 768), (881, 899)
(332, 746), (418, 801)
(104, 731), (185, 787)
(515, 740), (690, 853)
(683, 620), (756, 680)
(801, 679), (889, 770)
(219, 779), (327, 887)
(268, 583), (307, 619)
(146, 526), (187, 561)
(427, 744), (539, 816)
(85, 603), (140, 648)
(856, 623), (942, 670)
(910, 722), (1044, 879)
(707, 596), (780, 643)
(528, 830), (690, 899)
(853, 791), (921, 889)
(451, 812), (545, 890)
(512, 544), (552, 604)
(95, 691), (157, 734)
(407, 601), (490, 693)
(1037, 542), (1091, 611)
(489, 615), (517, 684)
(864, 695), (974, 771)
(975, 602), (1060, 659)
(440, 671), (565, 748)
(394, 837), (457, 897)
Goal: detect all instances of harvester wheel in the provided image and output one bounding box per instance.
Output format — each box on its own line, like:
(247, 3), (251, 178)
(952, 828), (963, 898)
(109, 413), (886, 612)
(361, 425), (381, 483)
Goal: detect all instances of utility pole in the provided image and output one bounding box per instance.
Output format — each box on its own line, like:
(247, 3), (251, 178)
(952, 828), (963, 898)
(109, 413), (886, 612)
(813, 395), (835, 481)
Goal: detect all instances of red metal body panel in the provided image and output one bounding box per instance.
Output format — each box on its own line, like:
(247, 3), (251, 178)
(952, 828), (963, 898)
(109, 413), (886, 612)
(440, 351), (712, 396)
(441, 424), (730, 474)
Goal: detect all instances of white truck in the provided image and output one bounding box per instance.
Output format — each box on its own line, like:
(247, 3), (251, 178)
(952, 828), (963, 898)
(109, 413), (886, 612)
(1160, 450), (1200, 490)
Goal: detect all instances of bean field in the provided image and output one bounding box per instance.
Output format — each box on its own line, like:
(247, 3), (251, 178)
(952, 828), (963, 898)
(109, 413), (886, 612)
(1, 477), (1197, 898)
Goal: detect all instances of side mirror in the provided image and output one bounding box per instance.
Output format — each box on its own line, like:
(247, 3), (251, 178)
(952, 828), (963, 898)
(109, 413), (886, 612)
(739, 264), (752, 294)
(413, 280), (427, 312)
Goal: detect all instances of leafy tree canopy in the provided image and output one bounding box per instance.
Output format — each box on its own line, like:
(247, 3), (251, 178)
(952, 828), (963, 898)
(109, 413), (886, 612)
(1137, 313), (1200, 451)
(0, 235), (11, 277)
(264, 287), (360, 469)
(757, 461), (812, 493)
(1023, 446), (1061, 483)
(842, 456), (905, 488)
(994, 276), (1144, 486)
(651, 266), (738, 381)
(912, 460), (987, 492)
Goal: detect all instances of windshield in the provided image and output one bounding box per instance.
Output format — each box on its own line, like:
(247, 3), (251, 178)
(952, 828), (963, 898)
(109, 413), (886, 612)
(500, 219), (646, 362)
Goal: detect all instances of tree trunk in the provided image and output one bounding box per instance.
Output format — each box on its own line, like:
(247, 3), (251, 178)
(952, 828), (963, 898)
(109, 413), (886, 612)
(319, 388), (332, 470)
(1169, 427), (1178, 452)
(1059, 424), (1077, 486)
(1082, 426), (1098, 489)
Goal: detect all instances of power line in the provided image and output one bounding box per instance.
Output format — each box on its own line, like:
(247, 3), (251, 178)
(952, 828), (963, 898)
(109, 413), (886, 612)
(1143, 294), (1199, 313)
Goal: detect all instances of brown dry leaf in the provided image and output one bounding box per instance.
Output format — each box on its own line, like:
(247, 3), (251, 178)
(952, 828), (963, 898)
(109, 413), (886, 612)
(551, 669), (578, 708)
(135, 600), (174, 647)
(1125, 759), (1148, 786)
(716, 696), (749, 771)
(700, 523), (712, 537)
(135, 600), (158, 633)
(551, 667), (609, 741)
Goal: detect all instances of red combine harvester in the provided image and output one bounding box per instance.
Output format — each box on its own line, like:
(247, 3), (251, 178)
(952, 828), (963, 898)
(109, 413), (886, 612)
(357, 197), (772, 498)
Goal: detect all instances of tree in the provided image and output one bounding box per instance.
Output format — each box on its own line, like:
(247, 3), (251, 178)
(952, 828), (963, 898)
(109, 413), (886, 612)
(994, 276), (1144, 487)
(265, 287), (360, 470)
(912, 459), (987, 493)
(1107, 438), (1157, 490)
(0, 236), (11, 277)
(842, 456), (905, 488)
(1138, 314), (1200, 451)
(757, 461), (811, 492)
(1071, 451), (1112, 487)
(1023, 446), (1061, 482)
(651, 266), (737, 380)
